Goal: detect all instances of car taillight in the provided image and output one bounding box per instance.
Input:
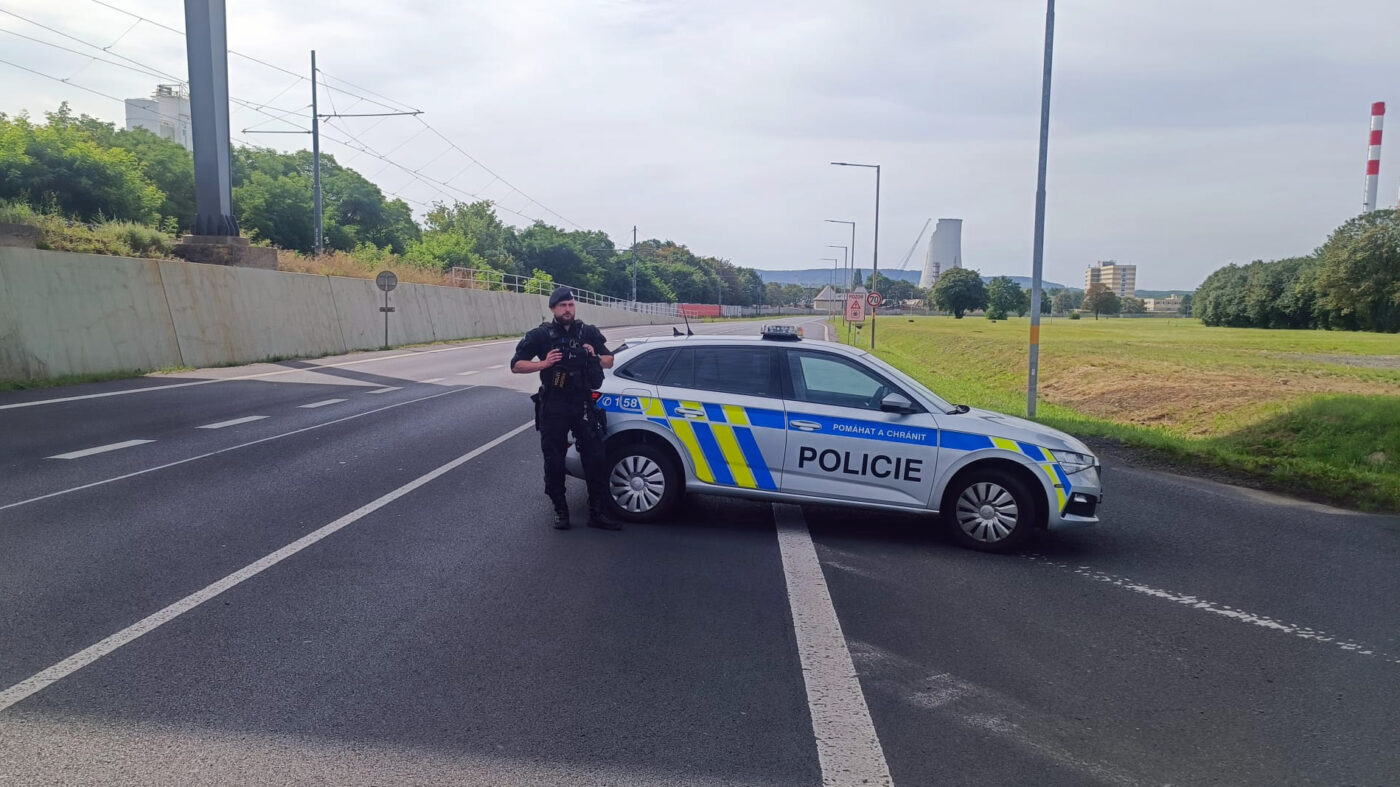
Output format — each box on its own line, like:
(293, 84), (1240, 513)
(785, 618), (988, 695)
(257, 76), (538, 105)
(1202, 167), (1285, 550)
(591, 391), (601, 402)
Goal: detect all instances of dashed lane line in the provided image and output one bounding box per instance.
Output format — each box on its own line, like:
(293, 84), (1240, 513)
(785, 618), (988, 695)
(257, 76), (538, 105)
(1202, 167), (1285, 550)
(46, 440), (155, 461)
(774, 503), (893, 787)
(298, 399), (347, 409)
(196, 416), (269, 430)
(365, 387), (402, 395)
(457, 370), (479, 376)
(419, 378), (446, 384)
(1, 387), (477, 513)
(0, 421), (535, 714)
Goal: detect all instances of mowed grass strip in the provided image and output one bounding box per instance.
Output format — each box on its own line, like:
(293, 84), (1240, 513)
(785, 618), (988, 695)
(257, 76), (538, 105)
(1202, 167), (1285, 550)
(836, 316), (1400, 511)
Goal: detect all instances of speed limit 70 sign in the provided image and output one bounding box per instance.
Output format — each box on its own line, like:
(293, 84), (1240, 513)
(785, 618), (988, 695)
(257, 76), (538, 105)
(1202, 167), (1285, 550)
(866, 291), (883, 308)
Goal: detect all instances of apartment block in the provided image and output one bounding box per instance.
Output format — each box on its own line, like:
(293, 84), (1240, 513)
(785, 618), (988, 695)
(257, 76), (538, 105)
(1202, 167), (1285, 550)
(1084, 260), (1137, 298)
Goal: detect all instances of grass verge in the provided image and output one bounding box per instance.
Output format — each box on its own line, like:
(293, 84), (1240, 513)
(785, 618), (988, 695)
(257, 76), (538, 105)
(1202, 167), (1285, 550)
(835, 316), (1400, 512)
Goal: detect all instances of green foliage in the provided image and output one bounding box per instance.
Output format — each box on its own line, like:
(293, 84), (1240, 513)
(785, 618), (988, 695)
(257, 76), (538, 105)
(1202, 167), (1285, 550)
(1082, 283), (1121, 318)
(1050, 288), (1080, 314)
(1068, 311), (1082, 320)
(986, 276), (1029, 317)
(1315, 209), (1400, 332)
(930, 268), (987, 318)
(0, 106), (162, 223)
(1121, 296), (1147, 314)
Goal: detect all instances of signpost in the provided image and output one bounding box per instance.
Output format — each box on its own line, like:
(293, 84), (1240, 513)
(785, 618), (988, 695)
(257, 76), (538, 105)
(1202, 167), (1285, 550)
(845, 293), (865, 343)
(377, 271), (398, 350)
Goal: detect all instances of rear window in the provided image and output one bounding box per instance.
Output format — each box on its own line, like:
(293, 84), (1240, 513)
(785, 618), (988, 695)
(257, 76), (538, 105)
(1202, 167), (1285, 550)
(659, 346), (777, 398)
(616, 348), (675, 383)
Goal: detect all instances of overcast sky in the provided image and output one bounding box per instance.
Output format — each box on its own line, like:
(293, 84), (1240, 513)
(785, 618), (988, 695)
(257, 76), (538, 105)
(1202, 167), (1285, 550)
(6, 0), (1400, 289)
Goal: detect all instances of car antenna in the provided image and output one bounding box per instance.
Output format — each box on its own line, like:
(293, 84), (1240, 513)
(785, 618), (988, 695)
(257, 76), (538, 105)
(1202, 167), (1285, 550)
(683, 312), (694, 336)
(673, 326), (683, 337)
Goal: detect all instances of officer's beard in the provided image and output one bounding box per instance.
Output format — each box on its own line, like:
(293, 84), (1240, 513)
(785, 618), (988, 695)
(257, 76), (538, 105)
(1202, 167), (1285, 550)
(553, 312), (575, 326)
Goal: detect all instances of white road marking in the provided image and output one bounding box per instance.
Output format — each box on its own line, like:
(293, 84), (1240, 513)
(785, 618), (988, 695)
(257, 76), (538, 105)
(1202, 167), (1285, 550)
(365, 387), (402, 395)
(0, 421), (535, 714)
(1, 387), (477, 513)
(1026, 556), (1400, 666)
(298, 399), (346, 409)
(0, 341), (515, 411)
(486, 364), (505, 370)
(773, 504), (893, 787)
(47, 440), (154, 460)
(457, 370), (479, 376)
(196, 415), (268, 430)
(419, 378), (445, 384)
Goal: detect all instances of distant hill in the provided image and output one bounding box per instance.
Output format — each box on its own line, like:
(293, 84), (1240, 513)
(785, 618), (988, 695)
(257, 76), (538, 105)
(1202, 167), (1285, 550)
(756, 268), (1067, 291)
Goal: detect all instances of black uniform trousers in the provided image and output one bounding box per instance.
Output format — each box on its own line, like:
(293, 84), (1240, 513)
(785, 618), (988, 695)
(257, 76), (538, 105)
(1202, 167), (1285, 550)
(539, 396), (608, 514)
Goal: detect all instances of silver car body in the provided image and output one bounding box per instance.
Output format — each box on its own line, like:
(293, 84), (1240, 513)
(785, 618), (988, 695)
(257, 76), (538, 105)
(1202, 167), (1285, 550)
(566, 333), (1102, 528)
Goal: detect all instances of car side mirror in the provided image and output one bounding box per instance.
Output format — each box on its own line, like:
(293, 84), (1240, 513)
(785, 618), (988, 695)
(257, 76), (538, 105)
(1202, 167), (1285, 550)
(880, 392), (917, 414)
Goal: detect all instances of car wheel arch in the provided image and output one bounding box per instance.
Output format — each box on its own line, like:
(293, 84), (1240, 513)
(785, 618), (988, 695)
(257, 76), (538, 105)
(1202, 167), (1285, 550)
(938, 457), (1049, 530)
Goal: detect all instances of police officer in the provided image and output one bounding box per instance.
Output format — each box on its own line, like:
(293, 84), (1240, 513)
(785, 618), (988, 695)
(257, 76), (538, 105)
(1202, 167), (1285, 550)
(511, 286), (621, 531)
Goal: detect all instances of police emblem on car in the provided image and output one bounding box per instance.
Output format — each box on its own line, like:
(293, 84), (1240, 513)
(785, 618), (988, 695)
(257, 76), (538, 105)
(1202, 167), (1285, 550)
(566, 323), (1103, 552)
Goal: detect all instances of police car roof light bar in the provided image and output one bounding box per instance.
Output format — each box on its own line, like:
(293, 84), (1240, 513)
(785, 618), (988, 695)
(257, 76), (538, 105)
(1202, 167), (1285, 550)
(761, 324), (802, 341)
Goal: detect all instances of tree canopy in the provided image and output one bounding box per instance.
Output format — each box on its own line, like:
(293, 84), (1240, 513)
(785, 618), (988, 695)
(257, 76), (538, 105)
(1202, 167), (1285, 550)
(930, 268), (987, 318)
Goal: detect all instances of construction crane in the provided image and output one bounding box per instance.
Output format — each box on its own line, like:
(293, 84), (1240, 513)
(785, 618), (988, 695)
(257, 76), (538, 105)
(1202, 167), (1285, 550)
(895, 218), (933, 270)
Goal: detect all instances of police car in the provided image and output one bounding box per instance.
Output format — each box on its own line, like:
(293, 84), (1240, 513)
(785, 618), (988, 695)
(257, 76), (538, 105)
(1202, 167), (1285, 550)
(566, 324), (1102, 551)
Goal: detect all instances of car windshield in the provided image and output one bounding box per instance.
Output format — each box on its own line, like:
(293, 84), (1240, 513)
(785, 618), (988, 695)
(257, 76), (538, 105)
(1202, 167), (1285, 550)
(855, 350), (956, 414)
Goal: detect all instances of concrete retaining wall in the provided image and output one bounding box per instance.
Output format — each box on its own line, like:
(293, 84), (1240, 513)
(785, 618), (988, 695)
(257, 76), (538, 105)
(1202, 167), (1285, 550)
(0, 247), (679, 382)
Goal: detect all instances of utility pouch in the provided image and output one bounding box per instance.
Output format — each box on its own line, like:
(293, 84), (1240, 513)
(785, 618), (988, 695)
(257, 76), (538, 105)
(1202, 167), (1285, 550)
(530, 389), (543, 431)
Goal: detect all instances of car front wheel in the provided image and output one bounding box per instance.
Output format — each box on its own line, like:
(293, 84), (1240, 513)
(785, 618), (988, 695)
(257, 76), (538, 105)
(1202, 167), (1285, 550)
(606, 442), (682, 523)
(944, 468), (1037, 552)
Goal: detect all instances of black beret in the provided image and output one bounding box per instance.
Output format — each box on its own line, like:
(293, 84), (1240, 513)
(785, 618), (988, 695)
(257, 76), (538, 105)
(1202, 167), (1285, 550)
(548, 286), (575, 308)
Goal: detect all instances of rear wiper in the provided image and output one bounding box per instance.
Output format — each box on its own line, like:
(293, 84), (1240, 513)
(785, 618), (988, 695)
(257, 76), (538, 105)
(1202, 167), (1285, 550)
(950, 404), (970, 414)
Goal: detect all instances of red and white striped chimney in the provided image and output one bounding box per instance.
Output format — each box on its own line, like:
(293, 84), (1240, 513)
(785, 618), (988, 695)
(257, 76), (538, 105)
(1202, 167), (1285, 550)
(1364, 101), (1384, 213)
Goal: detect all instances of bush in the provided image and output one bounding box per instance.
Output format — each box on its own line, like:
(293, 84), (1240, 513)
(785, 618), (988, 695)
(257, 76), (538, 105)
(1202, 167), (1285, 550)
(1069, 311), (1082, 320)
(986, 306), (1007, 321)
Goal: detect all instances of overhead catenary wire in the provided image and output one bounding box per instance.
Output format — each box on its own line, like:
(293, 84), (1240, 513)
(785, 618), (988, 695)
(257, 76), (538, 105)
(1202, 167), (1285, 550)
(11, 1), (577, 227)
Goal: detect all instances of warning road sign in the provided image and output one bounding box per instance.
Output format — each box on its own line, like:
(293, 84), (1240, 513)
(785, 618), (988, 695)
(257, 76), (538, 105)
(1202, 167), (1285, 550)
(845, 294), (866, 322)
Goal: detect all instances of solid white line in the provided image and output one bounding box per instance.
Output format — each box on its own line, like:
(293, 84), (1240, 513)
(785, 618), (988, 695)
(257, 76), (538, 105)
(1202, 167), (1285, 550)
(0, 421), (535, 714)
(298, 399), (347, 409)
(0, 341), (515, 411)
(365, 387), (402, 395)
(47, 440), (155, 461)
(457, 370), (479, 376)
(1, 387), (476, 513)
(773, 503), (893, 787)
(196, 415), (268, 430)
(419, 378), (445, 384)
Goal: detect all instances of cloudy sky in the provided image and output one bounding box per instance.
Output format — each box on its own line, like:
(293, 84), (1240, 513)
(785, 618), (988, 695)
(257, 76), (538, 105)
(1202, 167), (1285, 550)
(5, 0), (1400, 289)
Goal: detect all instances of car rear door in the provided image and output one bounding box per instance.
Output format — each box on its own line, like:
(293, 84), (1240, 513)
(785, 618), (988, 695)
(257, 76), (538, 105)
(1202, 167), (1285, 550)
(650, 345), (787, 491)
(778, 348), (939, 507)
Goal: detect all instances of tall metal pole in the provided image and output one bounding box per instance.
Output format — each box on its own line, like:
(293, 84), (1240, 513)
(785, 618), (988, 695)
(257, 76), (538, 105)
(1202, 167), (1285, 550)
(871, 164), (880, 349)
(311, 50), (323, 256)
(183, 0), (237, 236)
(1027, 0), (1055, 418)
(631, 224), (638, 304)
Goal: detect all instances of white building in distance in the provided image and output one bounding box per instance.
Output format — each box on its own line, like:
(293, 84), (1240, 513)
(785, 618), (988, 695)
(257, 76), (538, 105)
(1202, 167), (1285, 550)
(125, 84), (193, 152)
(920, 218), (963, 289)
(1084, 260), (1136, 298)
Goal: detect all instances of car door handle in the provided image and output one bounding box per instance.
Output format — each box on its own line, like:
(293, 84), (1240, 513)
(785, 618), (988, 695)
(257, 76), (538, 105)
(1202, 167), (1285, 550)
(790, 419), (822, 432)
(675, 406), (706, 419)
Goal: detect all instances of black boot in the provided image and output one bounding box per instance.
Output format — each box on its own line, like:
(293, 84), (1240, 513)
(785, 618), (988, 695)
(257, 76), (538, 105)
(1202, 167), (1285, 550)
(552, 508), (571, 530)
(587, 504), (622, 531)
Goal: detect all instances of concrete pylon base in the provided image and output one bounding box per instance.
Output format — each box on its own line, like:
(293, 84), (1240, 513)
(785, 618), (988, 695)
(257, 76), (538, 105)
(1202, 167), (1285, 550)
(173, 235), (277, 269)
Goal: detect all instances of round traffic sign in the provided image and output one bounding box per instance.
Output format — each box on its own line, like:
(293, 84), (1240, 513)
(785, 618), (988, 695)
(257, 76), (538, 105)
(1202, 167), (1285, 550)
(376, 271), (398, 292)
(866, 291), (883, 307)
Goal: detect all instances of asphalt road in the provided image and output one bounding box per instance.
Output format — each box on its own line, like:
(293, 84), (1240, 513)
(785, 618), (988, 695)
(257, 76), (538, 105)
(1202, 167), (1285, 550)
(1, 316), (1396, 786)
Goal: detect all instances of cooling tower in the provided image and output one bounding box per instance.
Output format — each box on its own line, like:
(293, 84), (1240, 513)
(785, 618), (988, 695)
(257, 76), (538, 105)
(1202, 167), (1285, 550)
(920, 218), (963, 289)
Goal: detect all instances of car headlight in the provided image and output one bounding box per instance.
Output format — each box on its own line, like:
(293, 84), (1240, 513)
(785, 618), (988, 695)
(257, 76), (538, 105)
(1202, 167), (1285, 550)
(1054, 450), (1096, 475)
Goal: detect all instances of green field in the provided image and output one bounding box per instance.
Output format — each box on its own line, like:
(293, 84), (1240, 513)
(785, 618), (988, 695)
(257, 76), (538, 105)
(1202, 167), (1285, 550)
(835, 316), (1400, 511)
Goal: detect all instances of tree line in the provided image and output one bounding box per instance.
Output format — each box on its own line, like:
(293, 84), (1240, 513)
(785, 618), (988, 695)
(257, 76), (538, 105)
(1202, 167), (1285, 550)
(1194, 210), (1400, 333)
(0, 105), (777, 306)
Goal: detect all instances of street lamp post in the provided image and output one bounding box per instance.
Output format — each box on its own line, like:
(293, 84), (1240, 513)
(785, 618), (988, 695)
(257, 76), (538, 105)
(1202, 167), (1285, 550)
(821, 257), (839, 287)
(831, 162), (881, 348)
(826, 245), (848, 289)
(1027, 0), (1055, 418)
(824, 219), (856, 290)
